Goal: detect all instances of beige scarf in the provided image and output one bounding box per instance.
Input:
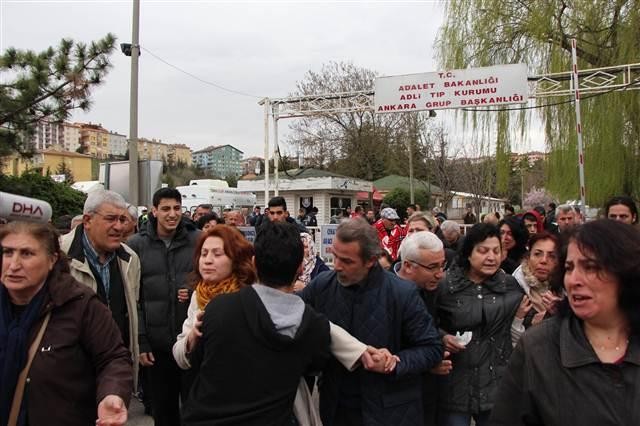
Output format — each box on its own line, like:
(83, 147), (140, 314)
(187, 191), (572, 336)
(521, 261), (550, 313)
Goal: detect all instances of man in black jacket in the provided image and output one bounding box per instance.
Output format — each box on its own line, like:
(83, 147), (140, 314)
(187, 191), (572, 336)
(396, 231), (452, 426)
(128, 187), (200, 426)
(300, 218), (443, 426)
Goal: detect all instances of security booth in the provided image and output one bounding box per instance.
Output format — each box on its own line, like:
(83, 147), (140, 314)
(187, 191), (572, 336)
(237, 168), (373, 225)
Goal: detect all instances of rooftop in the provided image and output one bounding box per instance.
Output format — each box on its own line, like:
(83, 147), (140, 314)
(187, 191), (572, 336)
(373, 174), (443, 194)
(241, 167), (355, 181)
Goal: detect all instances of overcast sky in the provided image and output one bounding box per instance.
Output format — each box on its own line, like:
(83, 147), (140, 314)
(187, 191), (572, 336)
(1, 0), (543, 158)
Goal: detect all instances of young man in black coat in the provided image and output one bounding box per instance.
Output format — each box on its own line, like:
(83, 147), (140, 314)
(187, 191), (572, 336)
(182, 221), (331, 426)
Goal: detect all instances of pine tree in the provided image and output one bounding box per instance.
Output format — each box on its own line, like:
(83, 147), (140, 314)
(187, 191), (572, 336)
(0, 34), (117, 156)
(55, 160), (75, 185)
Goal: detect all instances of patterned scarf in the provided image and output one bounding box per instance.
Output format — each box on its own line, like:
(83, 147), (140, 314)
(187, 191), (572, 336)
(521, 261), (550, 313)
(195, 275), (241, 310)
(299, 233), (317, 286)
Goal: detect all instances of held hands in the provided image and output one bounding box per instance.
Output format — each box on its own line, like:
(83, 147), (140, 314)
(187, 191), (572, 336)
(186, 310), (204, 354)
(361, 346), (400, 374)
(430, 351), (453, 375)
(96, 395), (127, 426)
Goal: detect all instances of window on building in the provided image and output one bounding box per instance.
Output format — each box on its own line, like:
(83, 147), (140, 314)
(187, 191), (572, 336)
(330, 197), (351, 219)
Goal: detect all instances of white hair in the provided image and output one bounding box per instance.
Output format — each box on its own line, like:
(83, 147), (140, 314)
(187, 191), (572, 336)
(440, 220), (460, 234)
(399, 231), (444, 261)
(555, 204), (574, 217)
(83, 190), (126, 214)
(126, 203), (138, 220)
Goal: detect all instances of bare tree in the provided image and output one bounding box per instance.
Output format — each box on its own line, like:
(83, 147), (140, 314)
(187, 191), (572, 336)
(421, 123), (460, 215)
(454, 139), (498, 218)
(287, 61), (406, 181)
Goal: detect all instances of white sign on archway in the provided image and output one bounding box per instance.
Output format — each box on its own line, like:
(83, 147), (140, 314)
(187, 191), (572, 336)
(374, 63), (528, 113)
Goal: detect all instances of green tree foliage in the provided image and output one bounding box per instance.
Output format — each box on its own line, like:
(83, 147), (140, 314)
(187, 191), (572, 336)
(0, 171), (86, 219)
(437, 0), (640, 204)
(383, 188), (430, 221)
(0, 34), (117, 155)
(55, 160), (75, 185)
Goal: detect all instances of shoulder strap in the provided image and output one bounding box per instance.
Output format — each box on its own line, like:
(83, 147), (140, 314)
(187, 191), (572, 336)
(8, 311), (51, 426)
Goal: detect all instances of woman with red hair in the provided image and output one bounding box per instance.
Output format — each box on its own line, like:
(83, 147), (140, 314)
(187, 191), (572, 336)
(173, 225), (256, 369)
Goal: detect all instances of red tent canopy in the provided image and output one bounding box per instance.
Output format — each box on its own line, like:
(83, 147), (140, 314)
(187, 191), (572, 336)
(356, 186), (384, 201)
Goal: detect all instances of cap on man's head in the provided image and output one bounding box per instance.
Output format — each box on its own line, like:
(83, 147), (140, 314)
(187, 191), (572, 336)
(380, 207), (400, 220)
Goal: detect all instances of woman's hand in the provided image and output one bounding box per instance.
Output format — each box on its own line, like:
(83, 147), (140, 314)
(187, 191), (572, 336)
(516, 295), (532, 320)
(541, 291), (562, 314)
(293, 279), (306, 292)
(186, 310), (204, 354)
(96, 395), (127, 426)
(177, 288), (189, 303)
(442, 334), (466, 353)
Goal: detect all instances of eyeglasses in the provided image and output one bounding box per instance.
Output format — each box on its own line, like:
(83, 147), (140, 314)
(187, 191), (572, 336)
(93, 211), (130, 225)
(409, 259), (447, 272)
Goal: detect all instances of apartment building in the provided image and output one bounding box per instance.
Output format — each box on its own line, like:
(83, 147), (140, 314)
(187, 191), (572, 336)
(192, 144), (243, 178)
(78, 123), (110, 159)
(168, 143), (192, 166)
(108, 131), (128, 157)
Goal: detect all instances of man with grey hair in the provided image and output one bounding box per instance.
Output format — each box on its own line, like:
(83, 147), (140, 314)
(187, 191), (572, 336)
(555, 204), (577, 233)
(396, 231), (450, 426)
(60, 189), (141, 385)
(440, 220), (463, 252)
(300, 217), (443, 426)
(122, 203), (139, 240)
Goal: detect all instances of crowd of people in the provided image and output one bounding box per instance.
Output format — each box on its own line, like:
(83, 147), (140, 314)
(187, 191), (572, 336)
(1, 187), (639, 426)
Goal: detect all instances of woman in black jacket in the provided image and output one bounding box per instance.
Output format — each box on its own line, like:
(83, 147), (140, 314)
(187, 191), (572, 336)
(437, 223), (524, 426)
(498, 217), (528, 274)
(491, 220), (640, 426)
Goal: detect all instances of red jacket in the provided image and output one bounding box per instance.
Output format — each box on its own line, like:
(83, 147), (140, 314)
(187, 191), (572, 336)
(375, 219), (406, 261)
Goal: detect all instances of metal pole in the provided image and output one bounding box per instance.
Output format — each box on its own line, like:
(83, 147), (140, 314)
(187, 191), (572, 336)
(128, 0), (140, 206)
(263, 98), (270, 207)
(273, 104), (279, 196)
(571, 39), (587, 211)
(408, 116), (415, 204)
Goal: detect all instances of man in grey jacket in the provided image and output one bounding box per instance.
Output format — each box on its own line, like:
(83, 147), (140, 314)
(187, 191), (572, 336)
(128, 187), (200, 426)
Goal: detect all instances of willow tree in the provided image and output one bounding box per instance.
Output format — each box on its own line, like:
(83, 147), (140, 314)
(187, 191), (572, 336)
(437, 0), (640, 205)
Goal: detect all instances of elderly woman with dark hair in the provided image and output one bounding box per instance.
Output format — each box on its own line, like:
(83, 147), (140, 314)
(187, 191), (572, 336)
(491, 220), (640, 425)
(498, 217), (529, 274)
(437, 223), (524, 426)
(0, 221), (132, 426)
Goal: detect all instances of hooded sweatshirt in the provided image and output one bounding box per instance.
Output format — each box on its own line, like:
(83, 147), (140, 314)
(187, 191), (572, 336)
(182, 285), (331, 426)
(524, 209), (545, 234)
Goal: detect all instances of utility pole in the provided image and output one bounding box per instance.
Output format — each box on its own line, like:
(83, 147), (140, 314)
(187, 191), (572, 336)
(128, 0), (140, 206)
